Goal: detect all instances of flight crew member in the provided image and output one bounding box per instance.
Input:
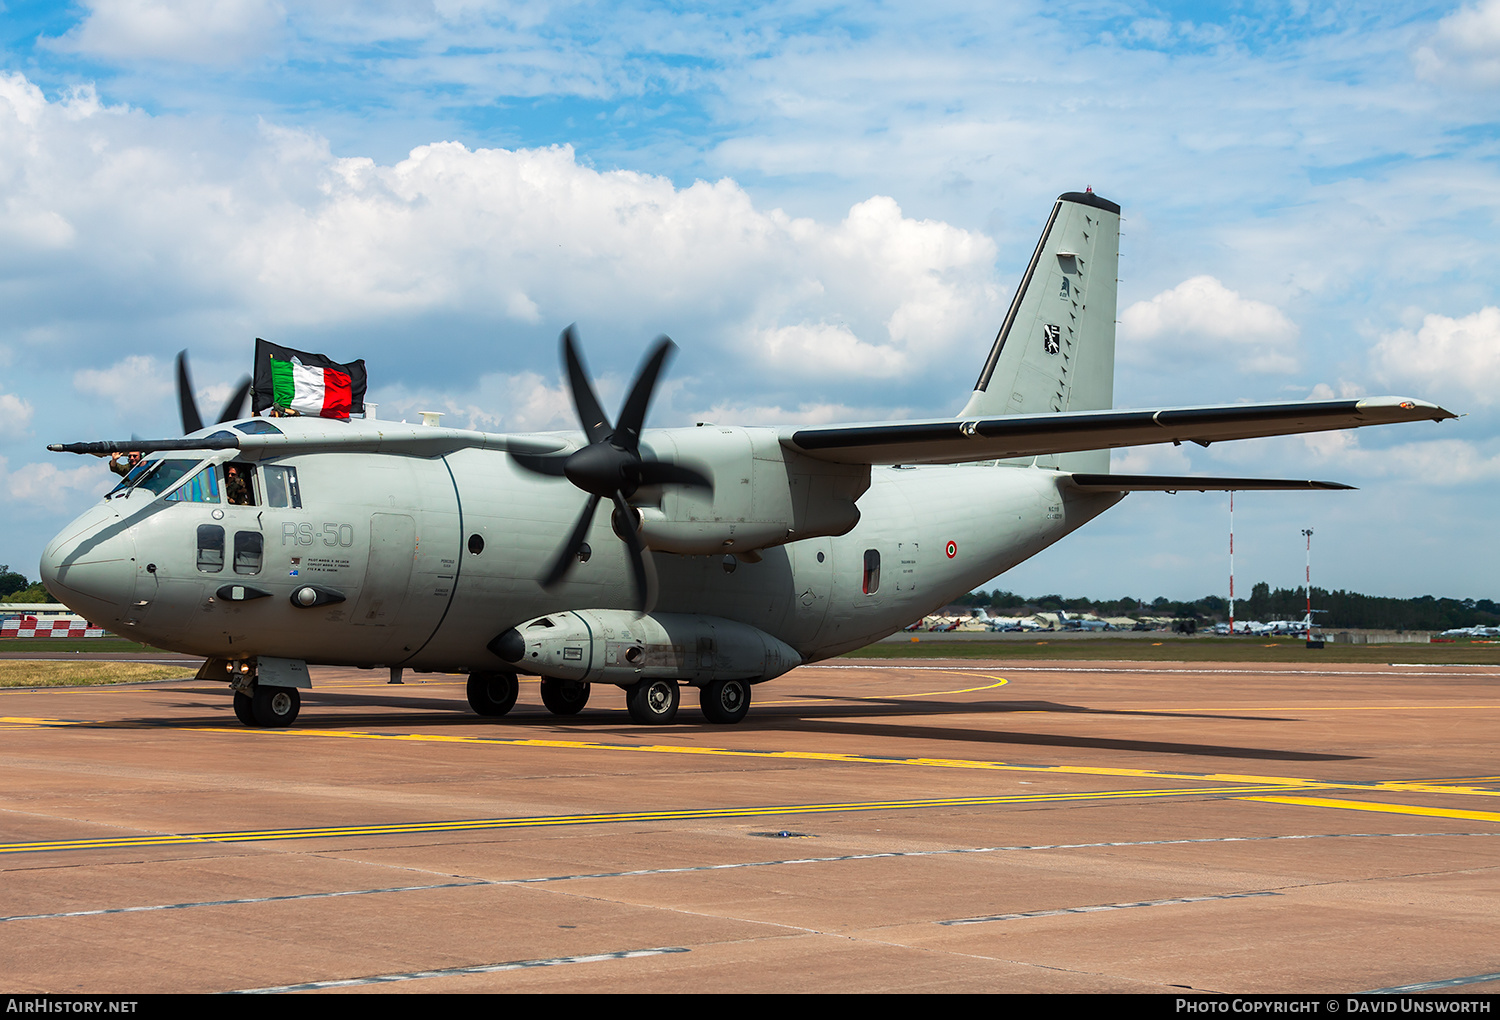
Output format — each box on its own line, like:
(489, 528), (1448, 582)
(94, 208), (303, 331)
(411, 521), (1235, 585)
(225, 464), (251, 506)
(107, 451), (142, 477)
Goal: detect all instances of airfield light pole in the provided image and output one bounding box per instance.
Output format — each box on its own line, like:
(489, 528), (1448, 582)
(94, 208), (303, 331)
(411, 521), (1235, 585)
(1302, 528), (1314, 641)
(1228, 492), (1235, 636)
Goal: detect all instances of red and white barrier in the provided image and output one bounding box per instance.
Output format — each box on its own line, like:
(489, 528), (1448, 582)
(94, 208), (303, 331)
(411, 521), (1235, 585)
(1, 617), (108, 638)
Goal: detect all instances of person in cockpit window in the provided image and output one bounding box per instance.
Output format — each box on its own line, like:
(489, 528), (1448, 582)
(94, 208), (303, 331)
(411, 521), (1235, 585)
(225, 464), (251, 506)
(106, 451), (142, 477)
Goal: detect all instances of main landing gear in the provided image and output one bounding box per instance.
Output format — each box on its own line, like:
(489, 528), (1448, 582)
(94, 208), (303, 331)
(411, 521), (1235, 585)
(463, 670), (752, 725)
(540, 678), (591, 715)
(699, 677), (751, 724)
(467, 671), (519, 716)
(622, 677), (752, 725)
(626, 677), (680, 725)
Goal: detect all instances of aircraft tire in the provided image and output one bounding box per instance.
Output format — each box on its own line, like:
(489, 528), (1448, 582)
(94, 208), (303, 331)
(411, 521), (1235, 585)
(540, 679), (590, 715)
(251, 685), (300, 727)
(626, 677), (679, 725)
(232, 691), (257, 727)
(467, 671), (519, 716)
(699, 678), (751, 724)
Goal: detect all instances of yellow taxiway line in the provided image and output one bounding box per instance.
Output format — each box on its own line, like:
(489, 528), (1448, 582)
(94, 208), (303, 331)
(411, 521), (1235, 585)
(1238, 796), (1500, 824)
(0, 784), (1311, 856)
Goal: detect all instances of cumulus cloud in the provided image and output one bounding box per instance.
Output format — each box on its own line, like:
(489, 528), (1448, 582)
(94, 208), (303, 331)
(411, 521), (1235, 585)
(47, 0), (287, 65)
(373, 371), (576, 433)
(1111, 443), (1193, 475)
(0, 394), (35, 438)
(1304, 435), (1500, 485)
(0, 456), (111, 506)
(1372, 306), (1500, 407)
(73, 356), (173, 415)
(751, 322), (908, 378)
(1306, 380), (1366, 401)
(0, 72), (1002, 402)
(1119, 275), (1301, 374)
(691, 400), (909, 428)
(1414, 0), (1500, 87)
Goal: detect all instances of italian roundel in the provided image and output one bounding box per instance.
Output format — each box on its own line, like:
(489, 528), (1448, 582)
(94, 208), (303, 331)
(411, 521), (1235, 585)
(946, 541), (957, 558)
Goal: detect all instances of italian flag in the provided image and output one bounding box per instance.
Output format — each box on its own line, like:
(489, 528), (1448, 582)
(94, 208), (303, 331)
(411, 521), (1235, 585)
(270, 358), (354, 418)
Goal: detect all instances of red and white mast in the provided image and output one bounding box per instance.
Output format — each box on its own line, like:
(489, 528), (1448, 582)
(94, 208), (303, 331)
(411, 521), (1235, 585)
(1301, 527), (1314, 641)
(1228, 492), (1235, 635)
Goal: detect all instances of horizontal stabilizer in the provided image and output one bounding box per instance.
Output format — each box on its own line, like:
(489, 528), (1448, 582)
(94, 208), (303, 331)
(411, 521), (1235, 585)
(1069, 474), (1354, 492)
(783, 396), (1455, 465)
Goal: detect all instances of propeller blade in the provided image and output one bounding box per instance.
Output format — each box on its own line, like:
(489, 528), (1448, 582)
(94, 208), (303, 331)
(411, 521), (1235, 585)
(510, 452), (570, 478)
(541, 493), (601, 589)
(561, 326), (613, 445)
(614, 336), (674, 452)
(611, 491), (657, 614)
(639, 460), (712, 491)
(216, 376), (252, 424)
(175, 351), (204, 435)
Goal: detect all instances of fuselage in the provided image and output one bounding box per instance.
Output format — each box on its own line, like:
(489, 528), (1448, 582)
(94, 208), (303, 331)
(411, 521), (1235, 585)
(40, 417), (1123, 676)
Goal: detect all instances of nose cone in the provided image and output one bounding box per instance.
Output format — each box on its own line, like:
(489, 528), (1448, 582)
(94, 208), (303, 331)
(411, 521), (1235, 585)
(41, 510), (137, 625)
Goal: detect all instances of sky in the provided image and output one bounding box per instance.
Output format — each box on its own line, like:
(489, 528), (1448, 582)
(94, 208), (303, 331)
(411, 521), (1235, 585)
(1, 0), (1496, 603)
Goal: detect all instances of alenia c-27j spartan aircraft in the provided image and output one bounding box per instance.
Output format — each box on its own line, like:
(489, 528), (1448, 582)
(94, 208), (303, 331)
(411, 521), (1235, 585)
(42, 191), (1456, 728)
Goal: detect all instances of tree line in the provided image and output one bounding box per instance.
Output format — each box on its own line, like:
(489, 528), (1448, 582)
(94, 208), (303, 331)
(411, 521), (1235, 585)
(0, 566), (50, 603)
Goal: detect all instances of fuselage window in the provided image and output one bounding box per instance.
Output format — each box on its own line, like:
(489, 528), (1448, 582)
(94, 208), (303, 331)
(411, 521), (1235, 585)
(862, 549), (881, 595)
(225, 463), (257, 507)
(234, 420), (282, 435)
(262, 465), (302, 509)
(233, 531), (263, 575)
(165, 465), (221, 504)
(197, 524), (225, 573)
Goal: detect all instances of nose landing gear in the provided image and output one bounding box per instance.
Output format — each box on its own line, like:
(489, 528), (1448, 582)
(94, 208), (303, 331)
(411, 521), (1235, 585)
(231, 684), (301, 727)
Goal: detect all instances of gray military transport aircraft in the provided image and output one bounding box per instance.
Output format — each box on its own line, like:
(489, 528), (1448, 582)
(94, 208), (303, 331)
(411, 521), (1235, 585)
(41, 191), (1455, 728)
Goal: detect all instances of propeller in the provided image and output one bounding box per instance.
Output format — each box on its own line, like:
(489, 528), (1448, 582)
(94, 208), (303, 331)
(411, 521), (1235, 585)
(512, 326), (712, 613)
(176, 351), (252, 435)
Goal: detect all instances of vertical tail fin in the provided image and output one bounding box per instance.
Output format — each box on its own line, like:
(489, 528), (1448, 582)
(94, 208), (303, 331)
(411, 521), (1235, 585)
(959, 191), (1120, 472)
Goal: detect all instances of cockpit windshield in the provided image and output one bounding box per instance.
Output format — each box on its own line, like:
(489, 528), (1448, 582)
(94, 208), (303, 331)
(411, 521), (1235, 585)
(107, 458), (203, 499)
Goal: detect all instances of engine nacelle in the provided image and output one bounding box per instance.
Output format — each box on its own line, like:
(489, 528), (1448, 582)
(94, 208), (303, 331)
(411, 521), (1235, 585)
(490, 610), (802, 687)
(634, 426), (868, 556)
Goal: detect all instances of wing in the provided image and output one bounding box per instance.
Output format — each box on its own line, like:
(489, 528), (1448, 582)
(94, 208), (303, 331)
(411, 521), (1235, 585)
(781, 397), (1455, 465)
(49, 428), (571, 459)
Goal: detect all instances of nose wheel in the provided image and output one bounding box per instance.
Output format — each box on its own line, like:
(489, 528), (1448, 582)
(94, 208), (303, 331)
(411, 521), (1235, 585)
(233, 691), (256, 726)
(233, 685), (300, 727)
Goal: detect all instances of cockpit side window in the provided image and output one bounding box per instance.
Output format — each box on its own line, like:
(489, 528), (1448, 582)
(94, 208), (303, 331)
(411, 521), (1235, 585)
(165, 465), (221, 504)
(262, 465), (302, 509)
(224, 462), (257, 506)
